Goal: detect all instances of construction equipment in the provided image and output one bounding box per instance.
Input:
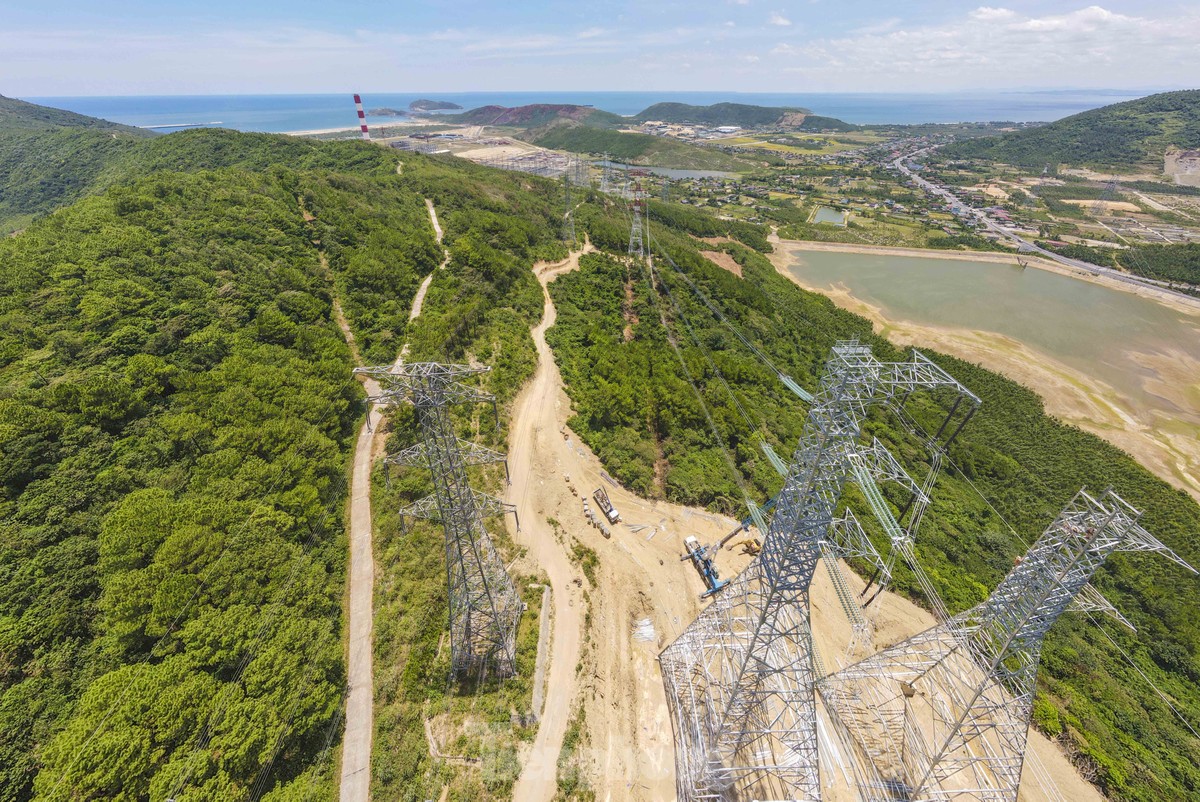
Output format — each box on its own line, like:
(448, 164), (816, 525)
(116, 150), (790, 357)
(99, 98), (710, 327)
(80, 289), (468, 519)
(728, 536), (762, 556)
(682, 536), (728, 598)
(593, 487), (620, 524)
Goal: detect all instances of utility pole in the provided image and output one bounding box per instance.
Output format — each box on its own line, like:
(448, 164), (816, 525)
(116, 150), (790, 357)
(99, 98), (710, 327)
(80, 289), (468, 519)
(819, 487), (1194, 802)
(358, 362), (523, 678)
(659, 340), (979, 801)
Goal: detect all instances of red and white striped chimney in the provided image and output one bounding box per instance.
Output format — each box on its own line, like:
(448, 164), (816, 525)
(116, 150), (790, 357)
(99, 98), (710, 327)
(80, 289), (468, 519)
(353, 94), (371, 141)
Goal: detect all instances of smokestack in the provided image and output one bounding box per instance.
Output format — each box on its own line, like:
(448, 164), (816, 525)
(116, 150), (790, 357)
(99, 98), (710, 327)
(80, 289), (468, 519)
(353, 94), (370, 141)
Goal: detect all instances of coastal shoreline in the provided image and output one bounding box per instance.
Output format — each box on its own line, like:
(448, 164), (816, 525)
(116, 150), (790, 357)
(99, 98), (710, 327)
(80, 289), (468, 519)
(772, 238), (1200, 316)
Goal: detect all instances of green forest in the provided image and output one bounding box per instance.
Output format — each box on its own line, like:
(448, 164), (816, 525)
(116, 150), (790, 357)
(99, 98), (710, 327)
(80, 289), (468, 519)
(944, 89), (1200, 169)
(2, 110), (1200, 802)
(0, 119), (581, 800)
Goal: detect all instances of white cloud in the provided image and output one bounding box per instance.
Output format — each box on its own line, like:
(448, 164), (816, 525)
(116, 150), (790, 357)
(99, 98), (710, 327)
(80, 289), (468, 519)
(769, 11), (792, 26)
(768, 5), (1200, 90)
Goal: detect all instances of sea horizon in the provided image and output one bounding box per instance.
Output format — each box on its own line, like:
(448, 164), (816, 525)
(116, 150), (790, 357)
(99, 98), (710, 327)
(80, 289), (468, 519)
(20, 88), (1167, 132)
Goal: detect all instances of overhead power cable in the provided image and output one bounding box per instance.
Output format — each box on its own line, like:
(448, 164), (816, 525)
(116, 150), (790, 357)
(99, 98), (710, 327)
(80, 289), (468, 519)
(647, 229), (813, 403)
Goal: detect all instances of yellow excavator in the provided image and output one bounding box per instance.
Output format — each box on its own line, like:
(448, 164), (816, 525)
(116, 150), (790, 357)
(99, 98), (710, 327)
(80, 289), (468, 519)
(728, 536), (762, 556)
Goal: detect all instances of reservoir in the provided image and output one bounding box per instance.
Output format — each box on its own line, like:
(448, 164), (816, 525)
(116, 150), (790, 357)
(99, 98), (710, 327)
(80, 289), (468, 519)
(780, 246), (1200, 497)
(812, 207), (848, 226)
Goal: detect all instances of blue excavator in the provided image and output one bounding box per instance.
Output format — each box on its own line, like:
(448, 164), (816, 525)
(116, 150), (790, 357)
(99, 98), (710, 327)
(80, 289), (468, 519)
(682, 535), (729, 599)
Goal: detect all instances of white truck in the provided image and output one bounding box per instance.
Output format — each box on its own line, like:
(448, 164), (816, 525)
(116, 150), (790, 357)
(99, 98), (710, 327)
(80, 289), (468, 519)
(593, 487), (620, 524)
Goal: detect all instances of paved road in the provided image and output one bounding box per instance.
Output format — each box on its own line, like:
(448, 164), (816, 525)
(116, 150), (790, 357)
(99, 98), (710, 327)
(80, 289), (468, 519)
(893, 151), (1198, 304)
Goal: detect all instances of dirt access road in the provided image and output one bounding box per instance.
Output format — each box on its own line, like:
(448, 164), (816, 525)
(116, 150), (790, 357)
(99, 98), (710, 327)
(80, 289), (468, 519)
(507, 246), (591, 800)
(505, 247), (1100, 801)
(339, 198), (447, 802)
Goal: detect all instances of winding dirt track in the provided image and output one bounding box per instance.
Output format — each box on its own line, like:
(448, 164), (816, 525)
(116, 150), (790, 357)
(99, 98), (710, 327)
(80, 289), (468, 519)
(508, 249), (591, 801)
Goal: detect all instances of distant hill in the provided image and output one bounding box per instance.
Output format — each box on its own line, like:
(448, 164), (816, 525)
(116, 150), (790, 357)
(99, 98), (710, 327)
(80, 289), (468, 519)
(445, 103), (626, 129)
(409, 99), (463, 111)
(0, 125), (397, 233)
(634, 102), (856, 131)
(942, 89), (1200, 170)
(526, 123), (767, 172)
(0, 94), (152, 136)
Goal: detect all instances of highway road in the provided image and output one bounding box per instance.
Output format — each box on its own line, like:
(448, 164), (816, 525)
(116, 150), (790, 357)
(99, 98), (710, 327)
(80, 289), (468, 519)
(892, 151), (1198, 303)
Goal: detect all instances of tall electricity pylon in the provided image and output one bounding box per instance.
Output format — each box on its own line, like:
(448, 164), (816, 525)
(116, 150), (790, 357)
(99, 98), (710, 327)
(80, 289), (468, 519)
(659, 340), (979, 801)
(562, 174), (576, 245)
(358, 362), (523, 678)
(818, 488), (1194, 802)
(628, 168), (649, 258)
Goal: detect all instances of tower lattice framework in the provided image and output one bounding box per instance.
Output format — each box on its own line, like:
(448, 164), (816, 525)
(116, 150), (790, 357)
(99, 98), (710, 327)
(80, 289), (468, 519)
(359, 362), (523, 678)
(628, 168), (648, 257)
(659, 340), (979, 801)
(562, 173), (576, 245)
(818, 487), (1195, 802)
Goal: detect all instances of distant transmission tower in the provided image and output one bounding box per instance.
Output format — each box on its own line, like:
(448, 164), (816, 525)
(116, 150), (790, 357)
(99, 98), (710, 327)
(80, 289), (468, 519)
(819, 487), (1194, 802)
(562, 173), (576, 245)
(1090, 175), (1119, 217)
(659, 340), (979, 801)
(628, 168), (649, 258)
(599, 153), (612, 194)
(353, 93), (371, 141)
(358, 362), (523, 677)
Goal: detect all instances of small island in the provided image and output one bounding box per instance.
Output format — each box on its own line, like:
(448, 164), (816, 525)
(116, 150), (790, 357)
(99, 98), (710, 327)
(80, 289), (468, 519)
(409, 99), (463, 112)
(367, 107), (407, 117)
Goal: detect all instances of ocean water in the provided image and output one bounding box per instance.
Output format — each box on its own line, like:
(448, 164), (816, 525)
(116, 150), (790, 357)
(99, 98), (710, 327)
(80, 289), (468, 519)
(22, 89), (1156, 133)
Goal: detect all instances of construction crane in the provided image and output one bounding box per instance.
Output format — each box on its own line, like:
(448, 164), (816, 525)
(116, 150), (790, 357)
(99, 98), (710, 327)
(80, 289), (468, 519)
(682, 536), (728, 598)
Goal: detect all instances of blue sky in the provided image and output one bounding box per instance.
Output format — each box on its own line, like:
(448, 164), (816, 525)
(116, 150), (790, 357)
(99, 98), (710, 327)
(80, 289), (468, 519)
(3, 1), (1198, 95)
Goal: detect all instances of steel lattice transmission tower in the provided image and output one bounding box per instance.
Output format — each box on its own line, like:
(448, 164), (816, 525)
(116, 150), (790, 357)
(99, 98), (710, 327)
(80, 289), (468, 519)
(628, 168), (649, 257)
(562, 173), (576, 245)
(819, 487), (1194, 802)
(358, 362), (524, 678)
(659, 340), (979, 801)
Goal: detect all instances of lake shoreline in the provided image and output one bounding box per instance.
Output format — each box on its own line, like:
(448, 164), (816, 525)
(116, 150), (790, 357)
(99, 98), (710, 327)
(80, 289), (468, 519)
(766, 243), (1200, 502)
(771, 238), (1200, 316)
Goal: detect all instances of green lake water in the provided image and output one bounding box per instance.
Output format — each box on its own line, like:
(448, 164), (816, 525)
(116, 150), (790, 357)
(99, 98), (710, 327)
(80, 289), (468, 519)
(783, 249), (1200, 415)
(813, 207), (848, 226)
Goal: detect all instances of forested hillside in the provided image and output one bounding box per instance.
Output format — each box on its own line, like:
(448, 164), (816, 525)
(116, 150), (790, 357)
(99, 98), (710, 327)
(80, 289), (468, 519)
(0, 94), (152, 135)
(550, 202), (1200, 801)
(0, 126), (403, 233)
(0, 122), (577, 800)
(943, 89), (1200, 170)
(0, 131), (487, 800)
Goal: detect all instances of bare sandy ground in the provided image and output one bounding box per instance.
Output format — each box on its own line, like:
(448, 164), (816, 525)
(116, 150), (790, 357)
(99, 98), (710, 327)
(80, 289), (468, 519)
(1062, 199), (1142, 213)
(700, 249), (743, 277)
(770, 242), (1200, 503)
(504, 248), (1102, 800)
